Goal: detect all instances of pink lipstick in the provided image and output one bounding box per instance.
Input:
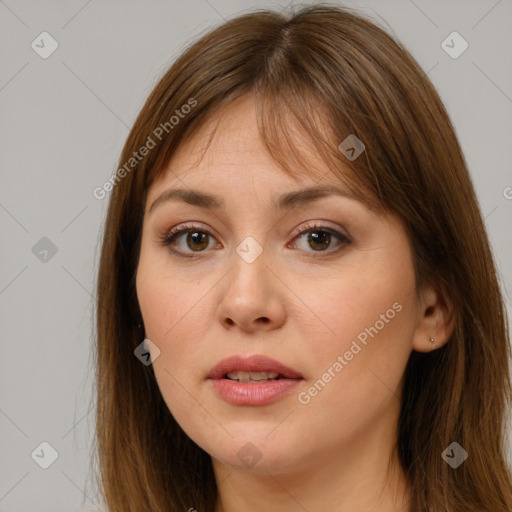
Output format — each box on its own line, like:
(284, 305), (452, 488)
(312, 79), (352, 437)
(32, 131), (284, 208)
(207, 354), (303, 406)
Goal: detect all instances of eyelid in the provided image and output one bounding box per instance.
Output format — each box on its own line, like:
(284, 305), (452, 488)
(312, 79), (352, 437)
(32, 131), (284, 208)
(288, 221), (351, 255)
(159, 221), (351, 257)
(158, 222), (219, 258)
(292, 220), (350, 240)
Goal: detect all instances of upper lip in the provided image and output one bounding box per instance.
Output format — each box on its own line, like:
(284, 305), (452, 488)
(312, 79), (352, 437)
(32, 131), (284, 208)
(208, 354), (303, 380)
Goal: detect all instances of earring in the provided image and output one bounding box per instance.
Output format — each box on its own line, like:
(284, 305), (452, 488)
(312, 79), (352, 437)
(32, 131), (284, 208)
(428, 336), (435, 344)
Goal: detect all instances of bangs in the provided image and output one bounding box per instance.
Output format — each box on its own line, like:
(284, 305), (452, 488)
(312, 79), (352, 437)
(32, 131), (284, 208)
(146, 82), (385, 216)
(254, 81), (384, 213)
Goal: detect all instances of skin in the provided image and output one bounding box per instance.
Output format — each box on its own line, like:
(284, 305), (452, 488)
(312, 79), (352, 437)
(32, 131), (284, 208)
(136, 94), (454, 512)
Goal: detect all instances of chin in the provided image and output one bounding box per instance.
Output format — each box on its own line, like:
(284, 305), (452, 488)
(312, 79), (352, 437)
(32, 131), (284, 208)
(203, 430), (306, 475)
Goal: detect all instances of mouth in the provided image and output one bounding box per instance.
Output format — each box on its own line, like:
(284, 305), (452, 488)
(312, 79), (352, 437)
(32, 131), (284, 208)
(222, 371), (289, 383)
(207, 354), (303, 406)
(207, 354), (303, 380)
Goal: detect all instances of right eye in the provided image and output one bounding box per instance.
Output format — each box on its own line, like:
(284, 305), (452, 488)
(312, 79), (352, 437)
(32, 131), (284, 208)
(159, 224), (220, 257)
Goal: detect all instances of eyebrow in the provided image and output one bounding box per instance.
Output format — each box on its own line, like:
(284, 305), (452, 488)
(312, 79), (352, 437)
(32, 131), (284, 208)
(147, 185), (361, 215)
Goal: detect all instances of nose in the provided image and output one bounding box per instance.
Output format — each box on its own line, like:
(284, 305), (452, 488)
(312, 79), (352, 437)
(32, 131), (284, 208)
(216, 244), (286, 333)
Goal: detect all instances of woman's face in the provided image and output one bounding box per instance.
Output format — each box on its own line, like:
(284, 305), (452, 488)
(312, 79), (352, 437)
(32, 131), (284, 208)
(136, 94), (425, 475)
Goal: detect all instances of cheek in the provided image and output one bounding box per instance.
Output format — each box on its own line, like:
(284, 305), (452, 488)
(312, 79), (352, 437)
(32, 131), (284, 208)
(136, 258), (214, 392)
(292, 297), (416, 450)
(138, 278), (207, 364)
(291, 253), (418, 411)
(137, 272), (210, 428)
(298, 265), (414, 348)
(137, 243), (204, 342)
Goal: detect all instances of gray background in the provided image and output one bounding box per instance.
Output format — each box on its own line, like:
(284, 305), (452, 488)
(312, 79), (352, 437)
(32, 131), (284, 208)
(1, 0), (511, 510)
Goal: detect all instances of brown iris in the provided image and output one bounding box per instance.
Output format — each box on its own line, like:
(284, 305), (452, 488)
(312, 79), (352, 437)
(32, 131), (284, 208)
(186, 231), (209, 251)
(307, 231), (331, 251)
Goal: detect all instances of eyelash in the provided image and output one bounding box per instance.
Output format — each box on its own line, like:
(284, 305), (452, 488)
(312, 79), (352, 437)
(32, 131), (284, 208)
(159, 221), (351, 259)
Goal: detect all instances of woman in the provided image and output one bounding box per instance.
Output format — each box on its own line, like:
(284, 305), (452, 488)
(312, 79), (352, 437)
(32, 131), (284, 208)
(94, 4), (512, 511)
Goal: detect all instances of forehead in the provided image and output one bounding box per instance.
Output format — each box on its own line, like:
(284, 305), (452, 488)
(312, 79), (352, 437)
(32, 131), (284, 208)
(148, 94), (341, 199)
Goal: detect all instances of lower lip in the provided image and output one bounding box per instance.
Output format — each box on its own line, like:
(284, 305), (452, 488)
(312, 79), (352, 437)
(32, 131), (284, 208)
(209, 378), (302, 406)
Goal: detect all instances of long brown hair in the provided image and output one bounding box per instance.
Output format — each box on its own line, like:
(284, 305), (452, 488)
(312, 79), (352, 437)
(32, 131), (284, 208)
(92, 4), (512, 511)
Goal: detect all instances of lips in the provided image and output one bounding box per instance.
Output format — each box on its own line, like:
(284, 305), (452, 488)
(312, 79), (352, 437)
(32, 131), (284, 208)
(207, 355), (303, 406)
(207, 354), (303, 380)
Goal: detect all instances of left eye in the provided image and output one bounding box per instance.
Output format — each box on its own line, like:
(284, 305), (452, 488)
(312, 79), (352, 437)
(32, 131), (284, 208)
(291, 223), (351, 253)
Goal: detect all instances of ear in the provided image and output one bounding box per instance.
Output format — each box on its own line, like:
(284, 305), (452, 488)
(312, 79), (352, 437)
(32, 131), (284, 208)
(412, 283), (456, 352)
